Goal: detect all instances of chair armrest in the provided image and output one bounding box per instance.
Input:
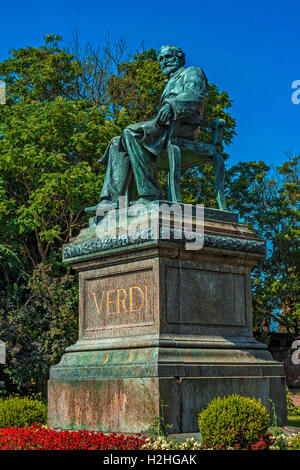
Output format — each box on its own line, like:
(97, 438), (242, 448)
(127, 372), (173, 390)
(199, 118), (225, 149)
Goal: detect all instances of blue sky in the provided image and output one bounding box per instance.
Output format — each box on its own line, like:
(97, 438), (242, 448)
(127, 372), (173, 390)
(0, 0), (299, 168)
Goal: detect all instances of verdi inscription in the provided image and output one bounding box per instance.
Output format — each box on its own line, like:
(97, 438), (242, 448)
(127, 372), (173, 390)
(92, 285), (149, 316)
(81, 270), (153, 334)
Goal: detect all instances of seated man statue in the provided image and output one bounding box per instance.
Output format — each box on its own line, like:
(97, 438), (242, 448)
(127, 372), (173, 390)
(85, 45), (208, 213)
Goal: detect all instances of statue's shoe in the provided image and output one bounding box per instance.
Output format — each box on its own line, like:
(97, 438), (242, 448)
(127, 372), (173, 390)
(130, 197), (159, 205)
(84, 200), (116, 214)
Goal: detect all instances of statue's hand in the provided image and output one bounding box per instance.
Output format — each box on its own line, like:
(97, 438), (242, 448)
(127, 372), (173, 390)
(155, 103), (174, 127)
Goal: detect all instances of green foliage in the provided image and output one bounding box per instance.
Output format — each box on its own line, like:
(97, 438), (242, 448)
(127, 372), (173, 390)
(0, 395), (47, 427)
(0, 35), (240, 395)
(148, 401), (174, 440)
(0, 36), (131, 395)
(0, 264), (78, 395)
(0, 34), (298, 394)
(287, 388), (300, 417)
(108, 49), (165, 123)
(228, 155), (299, 336)
(290, 408), (300, 417)
(198, 395), (270, 449)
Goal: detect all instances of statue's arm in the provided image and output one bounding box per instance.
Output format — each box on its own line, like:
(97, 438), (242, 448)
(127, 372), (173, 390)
(163, 67), (207, 120)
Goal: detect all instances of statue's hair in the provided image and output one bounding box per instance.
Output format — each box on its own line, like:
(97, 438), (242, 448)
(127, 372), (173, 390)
(157, 45), (186, 66)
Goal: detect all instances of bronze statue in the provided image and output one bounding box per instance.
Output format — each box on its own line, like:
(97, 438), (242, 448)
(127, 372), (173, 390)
(86, 45), (226, 213)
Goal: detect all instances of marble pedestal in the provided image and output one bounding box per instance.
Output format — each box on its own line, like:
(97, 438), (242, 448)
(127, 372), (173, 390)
(48, 204), (287, 432)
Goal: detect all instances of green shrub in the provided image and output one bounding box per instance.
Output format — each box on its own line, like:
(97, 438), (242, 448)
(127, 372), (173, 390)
(198, 394), (270, 449)
(287, 387), (300, 417)
(0, 395), (47, 428)
(288, 405), (300, 417)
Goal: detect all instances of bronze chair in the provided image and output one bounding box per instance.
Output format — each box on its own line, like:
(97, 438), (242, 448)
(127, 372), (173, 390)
(158, 118), (227, 210)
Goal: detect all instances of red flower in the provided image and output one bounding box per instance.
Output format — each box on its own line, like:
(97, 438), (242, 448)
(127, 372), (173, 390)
(0, 424), (147, 450)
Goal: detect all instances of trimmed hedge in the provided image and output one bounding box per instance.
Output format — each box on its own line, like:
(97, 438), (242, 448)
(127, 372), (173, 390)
(198, 394), (270, 449)
(0, 395), (47, 428)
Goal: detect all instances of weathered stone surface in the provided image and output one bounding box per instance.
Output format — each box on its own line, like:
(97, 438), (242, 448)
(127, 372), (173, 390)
(48, 207), (287, 432)
(48, 374), (286, 433)
(63, 204), (264, 262)
(48, 378), (160, 432)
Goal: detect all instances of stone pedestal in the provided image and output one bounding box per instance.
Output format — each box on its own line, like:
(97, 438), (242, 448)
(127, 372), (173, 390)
(48, 204), (287, 432)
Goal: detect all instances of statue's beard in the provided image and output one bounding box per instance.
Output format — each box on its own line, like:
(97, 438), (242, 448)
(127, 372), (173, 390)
(162, 64), (180, 76)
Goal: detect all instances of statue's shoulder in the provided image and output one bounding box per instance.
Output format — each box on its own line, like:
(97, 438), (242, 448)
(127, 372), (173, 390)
(183, 66), (207, 82)
(184, 65), (207, 86)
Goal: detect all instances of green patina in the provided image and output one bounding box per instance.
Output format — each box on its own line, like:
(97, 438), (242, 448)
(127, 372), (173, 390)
(85, 45), (227, 213)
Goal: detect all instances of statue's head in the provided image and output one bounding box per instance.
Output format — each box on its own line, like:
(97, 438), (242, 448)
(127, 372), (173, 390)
(157, 45), (186, 76)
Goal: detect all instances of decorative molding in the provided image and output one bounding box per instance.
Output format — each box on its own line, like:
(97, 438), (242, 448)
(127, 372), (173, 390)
(204, 233), (265, 254)
(63, 227), (265, 261)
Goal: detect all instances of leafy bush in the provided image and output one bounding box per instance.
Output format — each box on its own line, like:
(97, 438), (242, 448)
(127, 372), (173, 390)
(198, 395), (270, 449)
(0, 264), (78, 396)
(290, 408), (300, 417)
(287, 388), (300, 417)
(0, 395), (47, 427)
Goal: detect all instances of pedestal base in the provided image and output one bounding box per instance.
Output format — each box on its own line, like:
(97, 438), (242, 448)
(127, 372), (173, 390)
(49, 345), (286, 432)
(48, 205), (287, 432)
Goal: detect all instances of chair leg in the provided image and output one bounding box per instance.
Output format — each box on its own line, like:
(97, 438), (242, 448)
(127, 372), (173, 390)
(167, 141), (182, 203)
(213, 153), (227, 210)
(124, 168), (135, 206)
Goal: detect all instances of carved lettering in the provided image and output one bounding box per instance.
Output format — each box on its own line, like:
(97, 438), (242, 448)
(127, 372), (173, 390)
(117, 288), (128, 313)
(107, 289), (117, 314)
(92, 291), (105, 314)
(92, 284), (149, 316)
(130, 286), (144, 312)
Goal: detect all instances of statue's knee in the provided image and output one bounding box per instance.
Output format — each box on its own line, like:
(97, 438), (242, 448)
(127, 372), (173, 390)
(122, 126), (134, 140)
(120, 128), (133, 148)
(109, 136), (121, 150)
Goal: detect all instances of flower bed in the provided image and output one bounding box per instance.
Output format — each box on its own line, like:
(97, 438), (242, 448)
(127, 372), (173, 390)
(0, 424), (147, 450)
(142, 433), (300, 451)
(0, 424), (299, 450)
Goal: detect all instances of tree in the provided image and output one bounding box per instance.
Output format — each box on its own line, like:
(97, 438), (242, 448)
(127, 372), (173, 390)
(0, 35), (131, 269)
(0, 35), (131, 393)
(8, 34), (295, 394)
(0, 264), (78, 395)
(227, 154), (300, 338)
